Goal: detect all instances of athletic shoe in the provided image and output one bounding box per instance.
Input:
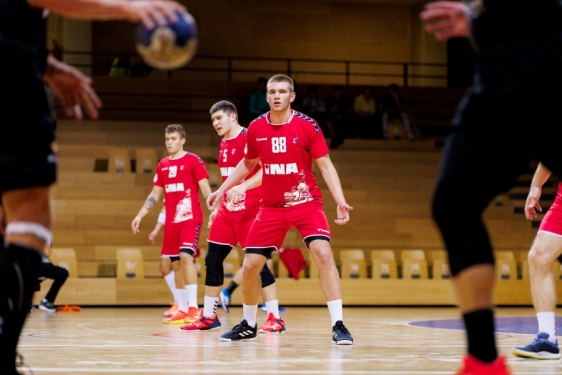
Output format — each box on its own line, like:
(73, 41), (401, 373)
(38, 299), (56, 313)
(512, 332), (561, 359)
(332, 320), (353, 345)
(183, 307), (200, 323)
(219, 319), (258, 342)
(163, 310), (188, 324)
(163, 302), (178, 318)
(455, 355), (511, 375)
(180, 312), (221, 330)
(260, 303), (286, 313)
(219, 289), (231, 313)
(258, 312), (286, 333)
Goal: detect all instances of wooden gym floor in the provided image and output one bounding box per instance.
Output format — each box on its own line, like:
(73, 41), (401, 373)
(20, 306), (562, 375)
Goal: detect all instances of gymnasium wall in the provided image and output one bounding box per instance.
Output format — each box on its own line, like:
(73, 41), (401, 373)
(49, 1), (446, 85)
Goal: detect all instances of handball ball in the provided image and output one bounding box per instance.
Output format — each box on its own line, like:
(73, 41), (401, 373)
(135, 12), (198, 70)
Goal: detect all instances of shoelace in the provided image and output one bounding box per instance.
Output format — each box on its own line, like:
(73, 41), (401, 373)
(336, 324), (350, 335)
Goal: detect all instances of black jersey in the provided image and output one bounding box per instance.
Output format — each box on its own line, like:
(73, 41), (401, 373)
(0, 0), (48, 76)
(467, 0), (562, 95)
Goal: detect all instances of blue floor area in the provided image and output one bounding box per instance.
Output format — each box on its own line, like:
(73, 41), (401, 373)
(410, 317), (562, 334)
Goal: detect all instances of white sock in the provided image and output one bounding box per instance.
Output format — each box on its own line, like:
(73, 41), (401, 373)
(265, 299), (280, 318)
(177, 288), (188, 313)
(327, 299), (343, 326)
(185, 284), (198, 309)
(163, 271), (177, 303)
(203, 295), (218, 317)
(243, 304), (258, 327)
(537, 312), (556, 342)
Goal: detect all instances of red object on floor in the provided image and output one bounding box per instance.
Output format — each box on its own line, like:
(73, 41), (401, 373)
(279, 247), (307, 280)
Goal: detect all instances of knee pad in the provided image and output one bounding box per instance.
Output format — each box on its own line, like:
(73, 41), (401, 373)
(260, 262), (275, 288)
(205, 243), (232, 287)
(5, 222), (52, 245)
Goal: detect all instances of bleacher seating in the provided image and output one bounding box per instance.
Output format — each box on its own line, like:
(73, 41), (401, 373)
(41, 117), (562, 306)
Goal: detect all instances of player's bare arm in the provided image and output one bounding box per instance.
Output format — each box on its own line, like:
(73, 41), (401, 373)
(526, 163), (552, 220)
(198, 178), (212, 201)
(149, 207), (165, 244)
(206, 157), (259, 210)
(28, 0), (186, 29)
(44, 55), (102, 120)
(315, 154), (353, 225)
(132, 186), (164, 234)
(420, 1), (469, 41)
(226, 168), (263, 204)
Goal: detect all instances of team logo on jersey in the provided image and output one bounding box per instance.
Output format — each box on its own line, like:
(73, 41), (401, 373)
(165, 182), (185, 192)
(231, 149), (236, 155)
(293, 137), (298, 144)
(180, 165), (185, 170)
(263, 163), (298, 175)
(283, 173), (313, 206)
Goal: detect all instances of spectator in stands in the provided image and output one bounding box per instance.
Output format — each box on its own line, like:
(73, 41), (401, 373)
(109, 51), (132, 77)
(249, 77), (270, 120)
(379, 83), (414, 140)
(353, 85), (378, 139)
(326, 85), (353, 149)
(302, 85), (332, 137)
(35, 243), (69, 313)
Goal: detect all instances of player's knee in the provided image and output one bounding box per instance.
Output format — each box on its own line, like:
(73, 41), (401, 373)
(58, 267), (69, 281)
(528, 245), (554, 269)
(205, 243), (231, 287)
(259, 263), (275, 288)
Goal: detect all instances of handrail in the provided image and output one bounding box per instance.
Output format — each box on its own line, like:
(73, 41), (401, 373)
(58, 51), (448, 87)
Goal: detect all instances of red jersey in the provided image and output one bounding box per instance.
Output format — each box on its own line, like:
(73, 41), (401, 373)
(218, 127), (261, 212)
(153, 151), (209, 225)
(246, 110), (329, 207)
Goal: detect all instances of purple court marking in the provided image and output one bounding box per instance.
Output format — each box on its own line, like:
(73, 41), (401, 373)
(410, 317), (562, 334)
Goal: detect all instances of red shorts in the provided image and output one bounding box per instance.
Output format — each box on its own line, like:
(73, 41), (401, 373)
(244, 203), (331, 251)
(538, 207), (562, 237)
(161, 220), (202, 258)
(207, 203), (259, 248)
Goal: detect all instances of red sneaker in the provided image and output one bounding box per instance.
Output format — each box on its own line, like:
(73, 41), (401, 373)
(258, 312), (286, 333)
(456, 355), (511, 375)
(183, 307), (200, 323)
(163, 302), (178, 318)
(163, 310), (188, 324)
(180, 312), (221, 330)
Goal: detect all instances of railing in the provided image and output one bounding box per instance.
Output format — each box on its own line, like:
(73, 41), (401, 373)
(59, 51), (448, 88)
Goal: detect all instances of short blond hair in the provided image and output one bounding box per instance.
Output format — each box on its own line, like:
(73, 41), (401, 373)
(267, 74), (294, 92)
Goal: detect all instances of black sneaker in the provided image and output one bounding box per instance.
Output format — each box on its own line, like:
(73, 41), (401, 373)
(219, 319), (257, 342)
(39, 299), (56, 313)
(332, 320), (353, 345)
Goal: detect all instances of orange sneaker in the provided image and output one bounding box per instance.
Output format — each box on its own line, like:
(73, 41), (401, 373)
(163, 302), (178, 318)
(183, 307), (200, 323)
(163, 310), (188, 324)
(456, 355), (511, 375)
(258, 312), (286, 333)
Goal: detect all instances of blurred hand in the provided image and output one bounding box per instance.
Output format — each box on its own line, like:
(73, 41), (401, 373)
(525, 186), (543, 220)
(44, 56), (102, 119)
(132, 217), (142, 234)
(420, 1), (470, 41)
(127, 0), (188, 29)
(334, 203), (353, 225)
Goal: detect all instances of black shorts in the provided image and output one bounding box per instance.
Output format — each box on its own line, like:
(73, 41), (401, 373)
(0, 69), (57, 193)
